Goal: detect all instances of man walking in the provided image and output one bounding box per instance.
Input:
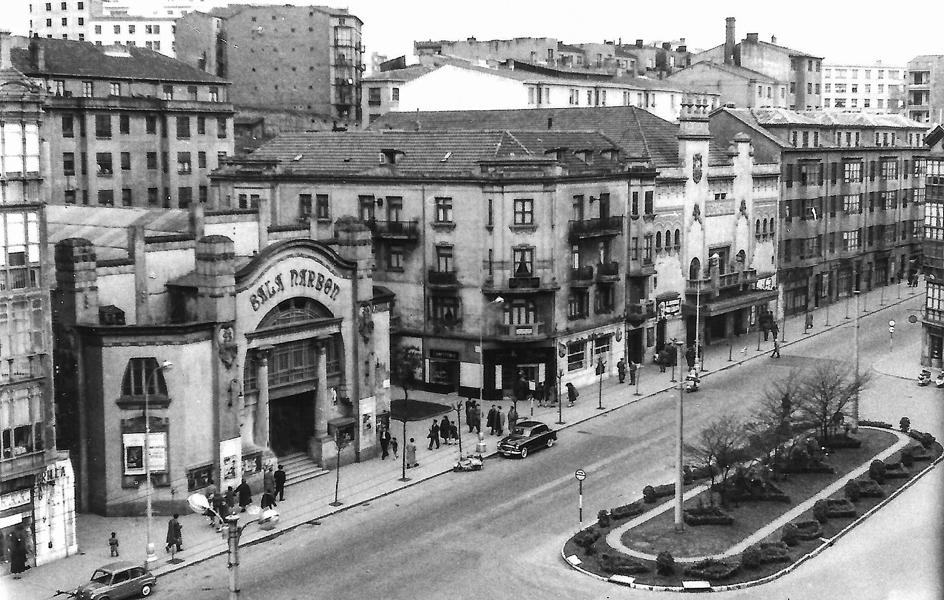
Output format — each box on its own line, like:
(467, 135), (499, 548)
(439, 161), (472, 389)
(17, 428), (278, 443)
(508, 403), (518, 433)
(487, 405), (498, 435)
(380, 426), (391, 459)
(427, 419), (440, 450)
(617, 358), (626, 384)
(165, 514), (182, 553)
(470, 402), (481, 434)
(770, 338), (781, 358)
(235, 478), (252, 513)
(274, 465), (286, 501)
(629, 360), (638, 385)
(496, 406), (506, 436)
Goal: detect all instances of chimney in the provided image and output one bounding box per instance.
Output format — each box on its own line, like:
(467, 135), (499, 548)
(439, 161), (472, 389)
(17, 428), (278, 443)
(28, 34), (45, 71)
(0, 30), (12, 70)
(635, 39), (643, 48)
(771, 34), (777, 45)
(724, 17), (735, 65)
(661, 42), (671, 51)
(746, 33), (759, 43)
(677, 46), (687, 53)
(680, 37), (686, 46)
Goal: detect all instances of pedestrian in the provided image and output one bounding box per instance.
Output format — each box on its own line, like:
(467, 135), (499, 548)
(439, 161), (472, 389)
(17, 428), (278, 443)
(656, 348), (666, 372)
(224, 485), (236, 509)
(470, 403), (482, 434)
(685, 345), (696, 370)
(165, 514), (182, 553)
(108, 532), (119, 557)
(9, 526), (30, 578)
(465, 400), (474, 432)
(212, 491), (228, 529)
(427, 419), (440, 450)
(405, 437), (418, 468)
(391, 436), (399, 459)
(260, 488), (277, 510)
(629, 360), (638, 385)
(449, 421), (459, 444)
(508, 403), (518, 432)
(536, 381), (546, 407)
(204, 490), (218, 527)
(440, 417), (451, 445)
(235, 478), (252, 512)
(770, 338), (781, 358)
(496, 405), (506, 436)
(771, 321), (780, 340)
(380, 426), (391, 459)
(487, 405), (498, 435)
(617, 358), (626, 383)
(274, 465), (286, 501)
(566, 382), (578, 407)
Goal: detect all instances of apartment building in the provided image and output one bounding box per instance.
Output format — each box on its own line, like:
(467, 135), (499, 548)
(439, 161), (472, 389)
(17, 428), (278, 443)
(0, 35), (78, 566)
(822, 62), (905, 113)
(695, 17), (823, 110)
(711, 108), (928, 317)
(906, 55), (944, 125)
(361, 64), (434, 126)
(667, 60), (790, 109)
(371, 104), (780, 358)
(921, 125), (944, 367)
(175, 4), (364, 122)
(8, 34), (234, 210)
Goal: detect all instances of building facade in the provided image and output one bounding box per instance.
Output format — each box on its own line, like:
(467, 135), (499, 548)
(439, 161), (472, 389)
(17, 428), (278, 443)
(822, 62), (905, 113)
(667, 60), (789, 109)
(361, 64), (433, 127)
(8, 35), (234, 210)
(50, 204), (391, 515)
(175, 4), (364, 123)
(712, 108), (928, 319)
(922, 125), (944, 367)
(695, 17), (823, 110)
(906, 55), (944, 125)
(0, 35), (78, 567)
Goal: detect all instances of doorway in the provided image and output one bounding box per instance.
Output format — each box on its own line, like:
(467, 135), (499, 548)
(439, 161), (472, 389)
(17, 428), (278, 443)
(269, 392), (315, 456)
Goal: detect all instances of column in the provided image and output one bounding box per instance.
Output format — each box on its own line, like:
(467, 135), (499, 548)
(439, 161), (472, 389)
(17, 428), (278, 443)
(255, 347), (272, 449)
(314, 339), (329, 440)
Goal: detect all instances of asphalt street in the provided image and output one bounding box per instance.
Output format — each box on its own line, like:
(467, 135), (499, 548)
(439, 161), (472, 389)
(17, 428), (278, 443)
(158, 293), (942, 600)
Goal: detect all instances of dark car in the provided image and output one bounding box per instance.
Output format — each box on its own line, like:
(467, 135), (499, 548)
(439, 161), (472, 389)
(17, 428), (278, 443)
(74, 561), (156, 600)
(498, 420), (557, 458)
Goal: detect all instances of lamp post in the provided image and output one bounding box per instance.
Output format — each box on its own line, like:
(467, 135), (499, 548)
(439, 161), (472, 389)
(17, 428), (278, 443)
(144, 360), (173, 566)
(853, 290), (860, 432)
(695, 278), (704, 372)
(330, 432), (347, 506)
(556, 368), (564, 425)
(454, 401), (464, 456)
(595, 358), (606, 410)
(673, 340), (685, 533)
(479, 297), (503, 447)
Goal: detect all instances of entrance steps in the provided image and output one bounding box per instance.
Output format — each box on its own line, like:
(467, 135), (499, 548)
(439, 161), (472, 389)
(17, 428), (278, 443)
(278, 451), (330, 487)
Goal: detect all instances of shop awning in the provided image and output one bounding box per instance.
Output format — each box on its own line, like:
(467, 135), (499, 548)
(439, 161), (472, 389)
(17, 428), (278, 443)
(681, 289), (778, 317)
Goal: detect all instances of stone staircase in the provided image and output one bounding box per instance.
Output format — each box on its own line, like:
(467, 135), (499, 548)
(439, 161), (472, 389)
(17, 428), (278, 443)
(277, 452), (330, 487)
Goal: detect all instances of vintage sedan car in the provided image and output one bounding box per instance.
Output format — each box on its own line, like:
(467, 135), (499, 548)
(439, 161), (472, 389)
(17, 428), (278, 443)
(498, 420), (557, 458)
(74, 561), (156, 600)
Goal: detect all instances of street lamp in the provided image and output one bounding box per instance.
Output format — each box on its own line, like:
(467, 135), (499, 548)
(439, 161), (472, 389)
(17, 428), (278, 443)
(556, 368), (565, 425)
(595, 358), (606, 410)
(479, 297), (504, 446)
(852, 290), (860, 432)
(673, 340), (685, 533)
(187, 493), (278, 600)
(144, 360), (173, 566)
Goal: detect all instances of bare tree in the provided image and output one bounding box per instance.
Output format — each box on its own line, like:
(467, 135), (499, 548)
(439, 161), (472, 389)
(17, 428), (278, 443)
(746, 375), (804, 465)
(796, 362), (870, 442)
(685, 416), (748, 507)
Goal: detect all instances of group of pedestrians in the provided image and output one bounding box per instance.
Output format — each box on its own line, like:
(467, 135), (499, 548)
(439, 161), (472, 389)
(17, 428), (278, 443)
(379, 426), (399, 460)
(426, 416), (460, 449)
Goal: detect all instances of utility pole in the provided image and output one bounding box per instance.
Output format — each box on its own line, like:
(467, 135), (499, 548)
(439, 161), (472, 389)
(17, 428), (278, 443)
(674, 340), (685, 533)
(853, 290), (860, 432)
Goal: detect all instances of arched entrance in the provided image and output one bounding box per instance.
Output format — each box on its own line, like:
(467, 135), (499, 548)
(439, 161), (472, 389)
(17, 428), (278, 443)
(244, 297), (344, 456)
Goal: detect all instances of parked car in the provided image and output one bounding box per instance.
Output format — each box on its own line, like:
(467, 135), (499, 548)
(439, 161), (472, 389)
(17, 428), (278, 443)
(498, 420), (557, 458)
(74, 561), (156, 600)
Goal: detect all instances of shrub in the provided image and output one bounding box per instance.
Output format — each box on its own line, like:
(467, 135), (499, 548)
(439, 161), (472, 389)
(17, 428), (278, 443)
(907, 430), (937, 449)
(793, 520), (823, 540)
(610, 501), (645, 520)
(844, 479), (861, 502)
(858, 419), (894, 429)
(574, 528), (600, 555)
(656, 551), (675, 576)
(642, 485), (657, 503)
(825, 498), (857, 518)
(757, 541), (792, 564)
(901, 448), (915, 468)
(740, 545), (762, 570)
(597, 509), (611, 528)
(599, 552), (650, 576)
(683, 558), (739, 580)
(869, 459), (886, 484)
(855, 478), (885, 498)
(883, 461), (909, 479)
(781, 522), (800, 546)
(899, 417), (911, 432)
(812, 499), (829, 524)
(684, 505), (735, 526)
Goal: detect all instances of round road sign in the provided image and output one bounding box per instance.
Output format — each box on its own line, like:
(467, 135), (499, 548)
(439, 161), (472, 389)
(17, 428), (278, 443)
(889, 320), (896, 327)
(908, 315), (918, 324)
(575, 469), (587, 481)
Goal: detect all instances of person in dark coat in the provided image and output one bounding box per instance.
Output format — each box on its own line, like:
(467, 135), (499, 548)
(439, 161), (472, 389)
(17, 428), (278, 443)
(495, 406), (506, 435)
(617, 358), (626, 383)
(486, 405), (498, 435)
(465, 401), (474, 432)
(263, 467), (275, 497)
(656, 348), (667, 372)
(629, 360), (638, 385)
(566, 382), (578, 406)
(165, 514), (182, 553)
(9, 526), (30, 578)
(449, 421), (459, 444)
(380, 426), (391, 459)
(260, 489), (277, 510)
(274, 465), (286, 501)
(685, 346), (696, 370)
(508, 404), (519, 432)
(224, 485), (236, 509)
(235, 479), (252, 512)
(440, 417), (451, 445)
(470, 403), (482, 434)
(427, 419), (440, 450)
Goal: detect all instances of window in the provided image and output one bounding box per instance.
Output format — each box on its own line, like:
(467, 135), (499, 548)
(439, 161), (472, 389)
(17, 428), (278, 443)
(196, 116), (206, 135)
(568, 290), (589, 320)
(314, 194), (329, 220)
(121, 188), (132, 207)
(881, 159), (898, 180)
(843, 230), (860, 251)
(843, 161), (862, 183)
(61, 114), (74, 138)
(81, 81), (94, 98)
(162, 85), (173, 100)
(386, 245), (404, 271)
(62, 152), (75, 176)
(178, 187), (192, 209)
(177, 152), (191, 174)
(95, 152), (112, 175)
(97, 189), (114, 205)
(146, 115), (157, 134)
(392, 87), (399, 102)
(843, 193), (861, 214)
(113, 24), (120, 34)
(512, 247), (534, 277)
(825, 83), (831, 93)
(298, 194), (312, 217)
(121, 358), (169, 397)
(176, 116), (190, 139)
(187, 86), (198, 101)
(435, 245), (453, 272)
(94, 114), (111, 138)
(147, 188), (159, 207)
(115, 114), (129, 135)
(567, 340), (585, 371)
(513, 198), (534, 225)
(630, 237), (639, 260)
(146, 152), (157, 170)
(435, 197), (453, 223)
(631, 191), (639, 216)
(644, 235), (653, 262)
(120, 152), (130, 171)
(430, 296), (459, 325)
(217, 117), (227, 138)
(644, 190), (653, 214)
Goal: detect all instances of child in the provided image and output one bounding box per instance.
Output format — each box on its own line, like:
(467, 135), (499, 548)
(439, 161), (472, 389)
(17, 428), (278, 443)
(108, 532), (119, 557)
(390, 436), (399, 459)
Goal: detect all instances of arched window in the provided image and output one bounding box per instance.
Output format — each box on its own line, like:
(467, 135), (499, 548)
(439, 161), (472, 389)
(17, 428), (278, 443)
(665, 230), (672, 251)
(756, 219), (761, 236)
(762, 219), (768, 234)
(769, 220), (775, 238)
(674, 229), (681, 250)
(258, 297), (332, 328)
(655, 231), (662, 251)
(689, 257), (701, 281)
(121, 358), (168, 396)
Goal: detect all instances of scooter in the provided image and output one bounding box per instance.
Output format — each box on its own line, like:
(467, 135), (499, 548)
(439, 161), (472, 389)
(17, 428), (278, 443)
(453, 453), (484, 472)
(918, 368), (932, 386)
(936, 371), (944, 389)
(683, 370), (701, 393)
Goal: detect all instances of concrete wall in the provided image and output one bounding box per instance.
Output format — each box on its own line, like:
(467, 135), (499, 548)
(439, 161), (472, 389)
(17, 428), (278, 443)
(398, 65), (527, 111)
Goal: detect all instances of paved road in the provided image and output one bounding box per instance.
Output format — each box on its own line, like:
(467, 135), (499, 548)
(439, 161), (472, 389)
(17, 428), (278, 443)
(159, 294), (942, 600)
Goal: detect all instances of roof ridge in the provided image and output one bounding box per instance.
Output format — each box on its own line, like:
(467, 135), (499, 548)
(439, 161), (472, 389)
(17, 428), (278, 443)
(631, 107), (654, 161)
(500, 130), (534, 157)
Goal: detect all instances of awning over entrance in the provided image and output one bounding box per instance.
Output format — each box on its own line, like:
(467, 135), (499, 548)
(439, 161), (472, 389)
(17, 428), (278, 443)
(681, 289), (778, 317)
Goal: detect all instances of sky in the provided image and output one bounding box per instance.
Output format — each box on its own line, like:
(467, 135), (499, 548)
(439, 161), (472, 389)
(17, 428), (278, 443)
(7, 0), (940, 66)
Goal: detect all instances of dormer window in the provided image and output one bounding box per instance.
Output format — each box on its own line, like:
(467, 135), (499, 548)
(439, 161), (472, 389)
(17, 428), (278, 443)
(545, 147), (567, 162)
(379, 149), (404, 165)
(575, 149), (593, 164)
(601, 148), (619, 162)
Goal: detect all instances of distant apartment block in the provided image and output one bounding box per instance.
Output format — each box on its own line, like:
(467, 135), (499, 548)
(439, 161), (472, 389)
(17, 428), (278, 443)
(906, 55), (944, 125)
(822, 63), (905, 113)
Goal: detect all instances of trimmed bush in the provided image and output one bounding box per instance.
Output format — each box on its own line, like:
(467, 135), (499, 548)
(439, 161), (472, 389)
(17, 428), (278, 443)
(610, 501), (646, 520)
(812, 499), (829, 523)
(683, 558), (739, 581)
(855, 478), (885, 498)
(792, 520), (823, 541)
(907, 430), (936, 449)
(899, 417), (911, 432)
(574, 528), (600, 555)
(599, 552), (650, 576)
(597, 509), (611, 528)
(781, 522), (800, 546)
(844, 479), (861, 502)
(907, 445), (935, 462)
(825, 497), (857, 518)
(883, 461), (909, 480)
(858, 419), (894, 429)
(656, 551), (675, 576)
(869, 459), (886, 484)
(684, 505), (735, 526)
(740, 545), (762, 570)
(642, 485), (656, 503)
(900, 448), (915, 468)
(643, 483), (674, 504)
(756, 541), (792, 564)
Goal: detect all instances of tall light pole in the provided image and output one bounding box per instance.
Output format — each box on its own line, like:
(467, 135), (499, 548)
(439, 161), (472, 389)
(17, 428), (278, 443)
(695, 278), (703, 372)
(674, 340), (685, 533)
(853, 290), (860, 432)
(479, 297), (503, 443)
(144, 360), (173, 565)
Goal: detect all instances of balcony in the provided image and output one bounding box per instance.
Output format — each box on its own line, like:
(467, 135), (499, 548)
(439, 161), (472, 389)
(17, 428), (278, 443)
(428, 269), (458, 288)
(570, 265), (594, 286)
(430, 316), (463, 332)
(568, 215), (624, 241)
(626, 300), (656, 325)
(365, 219), (420, 242)
(629, 257), (656, 276)
(686, 268), (758, 296)
(595, 261), (620, 281)
(495, 321), (547, 339)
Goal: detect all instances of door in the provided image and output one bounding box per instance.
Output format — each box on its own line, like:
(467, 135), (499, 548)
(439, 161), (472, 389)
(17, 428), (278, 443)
(269, 393), (315, 456)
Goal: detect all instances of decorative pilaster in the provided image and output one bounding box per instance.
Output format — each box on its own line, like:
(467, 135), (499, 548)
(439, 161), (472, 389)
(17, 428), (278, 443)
(314, 338), (329, 440)
(254, 346), (273, 449)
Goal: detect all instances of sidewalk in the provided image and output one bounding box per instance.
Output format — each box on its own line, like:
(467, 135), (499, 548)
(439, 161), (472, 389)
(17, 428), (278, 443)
(2, 282), (922, 600)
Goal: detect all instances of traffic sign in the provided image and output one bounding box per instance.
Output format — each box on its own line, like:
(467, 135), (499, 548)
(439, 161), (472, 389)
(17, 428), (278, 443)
(575, 469), (587, 481)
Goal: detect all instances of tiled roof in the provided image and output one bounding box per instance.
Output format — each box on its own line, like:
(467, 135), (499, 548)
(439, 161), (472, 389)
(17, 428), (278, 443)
(46, 205), (192, 261)
(363, 65), (437, 82)
(756, 40), (821, 59)
(557, 42), (584, 53)
(10, 36), (225, 83)
(239, 129), (622, 177)
(682, 60), (780, 83)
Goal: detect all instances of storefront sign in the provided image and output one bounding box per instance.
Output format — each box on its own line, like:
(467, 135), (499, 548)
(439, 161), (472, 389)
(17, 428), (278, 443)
(35, 464), (68, 486)
(428, 349), (459, 360)
(0, 489), (31, 512)
(659, 299), (681, 317)
(249, 267), (342, 311)
(122, 433), (167, 475)
(755, 276), (777, 291)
